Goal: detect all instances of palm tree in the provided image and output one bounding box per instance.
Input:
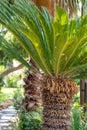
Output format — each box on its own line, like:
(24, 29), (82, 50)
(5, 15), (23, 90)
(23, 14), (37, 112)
(9, 0), (79, 113)
(0, 0), (87, 129)
(23, 0), (81, 112)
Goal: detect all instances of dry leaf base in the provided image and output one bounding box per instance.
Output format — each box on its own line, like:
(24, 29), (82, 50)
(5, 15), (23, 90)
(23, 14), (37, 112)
(42, 76), (78, 130)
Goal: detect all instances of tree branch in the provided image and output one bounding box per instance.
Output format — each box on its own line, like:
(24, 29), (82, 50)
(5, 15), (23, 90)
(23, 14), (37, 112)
(1, 64), (24, 77)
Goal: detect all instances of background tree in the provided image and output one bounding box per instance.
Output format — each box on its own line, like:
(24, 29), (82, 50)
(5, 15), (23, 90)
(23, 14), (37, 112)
(33, 0), (84, 16)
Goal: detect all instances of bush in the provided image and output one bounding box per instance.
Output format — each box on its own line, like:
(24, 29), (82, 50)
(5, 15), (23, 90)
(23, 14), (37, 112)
(71, 103), (87, 130)
(13, 88), (24, 111)
(0, 75), (4, 91)
(18, 111), (42, 130)
(4, 74), (20, 88)
(4, 72), (24, 88)
(12, 88), (42, 130)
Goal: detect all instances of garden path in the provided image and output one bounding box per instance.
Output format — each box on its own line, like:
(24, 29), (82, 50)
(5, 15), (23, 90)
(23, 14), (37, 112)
(0, 106), (17, 130)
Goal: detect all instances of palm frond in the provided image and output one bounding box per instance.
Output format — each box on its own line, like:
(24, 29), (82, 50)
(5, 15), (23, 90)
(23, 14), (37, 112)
(0, 36), (35, 71)
(53, 7), (87, 77)
(0, 0), (87, 79)
(0, 0), (54, 75)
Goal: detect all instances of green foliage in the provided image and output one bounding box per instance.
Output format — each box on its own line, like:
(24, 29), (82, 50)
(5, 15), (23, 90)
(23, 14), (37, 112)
(13, 88), (24, 111)
(4, 76), (17, 88)
(0, 88), (17, 103)
(74, 79), (80, 85)
(83, 0), (87, 15)
(12, 87), (42, 130)
(71, 104), (87, 130)
(71, 105), (82, 130)
(0, 36), (33, 71)
(0, 0), (87, 78)
(0, 75), (4, 88)
(73, 93), (80, 104)
(18, 112), (42, 130)
(0, 26), (28, 69)
(0, 48), (12, 67)
(4, 73), (21, 88)
(0, 92), (10, 103)
(0, 26), (13, 67)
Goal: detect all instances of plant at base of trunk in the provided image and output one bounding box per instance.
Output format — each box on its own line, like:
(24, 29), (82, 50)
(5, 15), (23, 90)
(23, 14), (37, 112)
(0, 0), (87, 129)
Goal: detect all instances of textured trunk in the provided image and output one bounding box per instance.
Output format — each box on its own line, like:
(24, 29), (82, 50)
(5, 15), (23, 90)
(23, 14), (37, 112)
(42, 76), (78, 130)
(22, 71), (42, 111)
(22, 60), (42, 111)
(33, 0), (76, 17)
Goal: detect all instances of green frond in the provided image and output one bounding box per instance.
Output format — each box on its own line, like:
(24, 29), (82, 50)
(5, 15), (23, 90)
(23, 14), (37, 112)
(12, 0), (53, 74)
(53, 31), (68, 75)
(0, 0), (87, 79)
(0, 36), (35, 71)
(0, 0), (53, 75)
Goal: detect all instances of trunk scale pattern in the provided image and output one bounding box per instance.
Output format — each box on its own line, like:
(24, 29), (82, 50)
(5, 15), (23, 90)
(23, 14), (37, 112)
(42, 75), (78, 130)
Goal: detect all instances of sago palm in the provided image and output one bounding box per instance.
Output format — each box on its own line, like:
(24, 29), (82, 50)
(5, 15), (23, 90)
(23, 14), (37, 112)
(23, 0), (84, 113)
(0, 0), (87, 129)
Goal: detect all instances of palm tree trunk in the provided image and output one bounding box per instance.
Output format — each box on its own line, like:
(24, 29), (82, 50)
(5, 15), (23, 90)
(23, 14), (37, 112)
(33, 0), (56, 16)
(33, 0), (77, 17)
(42, 76), (78, 130)
(22, 71), (42, 111)
(22, 60), (42, 111)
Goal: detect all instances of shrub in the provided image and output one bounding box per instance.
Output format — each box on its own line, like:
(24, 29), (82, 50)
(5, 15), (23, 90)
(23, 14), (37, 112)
(13, 88), (24, 111)
(0, 75), (4, 91)
(18, 111), (42, 130)
(71, 103), (87, 130)
(4, 74), (20, 88)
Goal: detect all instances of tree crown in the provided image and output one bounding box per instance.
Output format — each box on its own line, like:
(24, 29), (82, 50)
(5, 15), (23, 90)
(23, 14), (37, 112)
(0, 0), (87, 79)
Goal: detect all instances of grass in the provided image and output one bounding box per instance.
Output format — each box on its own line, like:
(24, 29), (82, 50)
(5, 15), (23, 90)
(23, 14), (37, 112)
(0, 87), (23, 103)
